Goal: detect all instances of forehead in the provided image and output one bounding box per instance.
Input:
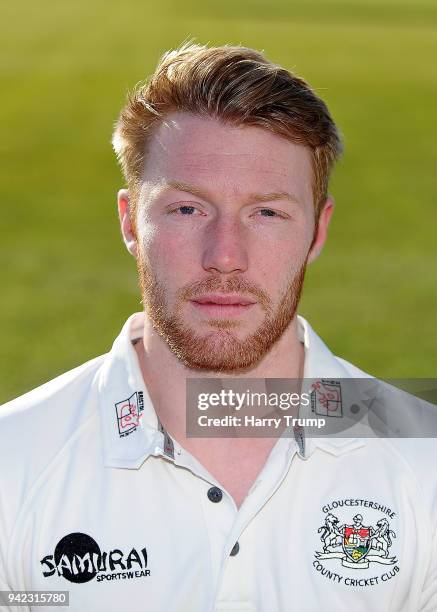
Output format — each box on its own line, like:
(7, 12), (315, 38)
(141, 112), (314, 204)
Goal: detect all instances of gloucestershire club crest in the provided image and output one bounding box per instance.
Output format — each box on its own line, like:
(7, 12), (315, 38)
(316, 512), (397, 569)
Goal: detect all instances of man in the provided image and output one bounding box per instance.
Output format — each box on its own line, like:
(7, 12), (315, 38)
(0, 43), (435, 611)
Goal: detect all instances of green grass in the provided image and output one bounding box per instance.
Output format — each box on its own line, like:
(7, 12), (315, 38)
(1, 0), (436, 403)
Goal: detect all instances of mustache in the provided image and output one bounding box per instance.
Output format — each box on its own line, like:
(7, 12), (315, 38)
(177, 276), (272, 313)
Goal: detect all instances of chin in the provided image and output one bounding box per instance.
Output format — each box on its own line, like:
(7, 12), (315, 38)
(167, 328), (269, 374)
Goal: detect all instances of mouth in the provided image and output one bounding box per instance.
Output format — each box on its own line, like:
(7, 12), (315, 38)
(190, 294), (257, 317)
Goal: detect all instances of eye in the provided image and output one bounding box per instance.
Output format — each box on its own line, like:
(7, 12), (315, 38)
(259, 208), (277, 217)
(254, 208), (288, 219)
(167, 203), (207, 217)
(176, 205), (196, 215)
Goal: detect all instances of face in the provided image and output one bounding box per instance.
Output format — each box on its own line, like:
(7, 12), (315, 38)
(119, 113), (333, 373)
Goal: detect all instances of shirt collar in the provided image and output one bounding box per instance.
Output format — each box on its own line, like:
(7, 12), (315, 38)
(98, 312), (169, 469)
(98, 312), (366, 469)
(295, 316), (367, 459)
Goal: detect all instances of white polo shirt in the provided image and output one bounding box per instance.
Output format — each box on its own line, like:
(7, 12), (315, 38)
(0, 313), (436, 612)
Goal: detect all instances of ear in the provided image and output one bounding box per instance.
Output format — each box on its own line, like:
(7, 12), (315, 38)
(117, 189), (138, 258)
(307, 196), (335, 264)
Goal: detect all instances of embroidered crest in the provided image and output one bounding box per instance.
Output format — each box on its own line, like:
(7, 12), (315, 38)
(313, 498), (400, 587)
(311, 379), (342, 417)
(115, 391), (144, 438)
(316, 511), (397, 570)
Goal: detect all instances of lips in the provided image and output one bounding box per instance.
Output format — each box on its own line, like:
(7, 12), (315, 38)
(190, 294), (256, 317)
(191, 294), (256, 306)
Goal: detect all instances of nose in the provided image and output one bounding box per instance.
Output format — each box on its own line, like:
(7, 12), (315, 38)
(202, 214), (248, 275)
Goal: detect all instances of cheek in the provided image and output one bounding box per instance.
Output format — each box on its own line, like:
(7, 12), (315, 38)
(252, 235), (310, 297)
(255, 232), (310, 273)
(136, 218), (158, 256)
(139, 225), (199, 280)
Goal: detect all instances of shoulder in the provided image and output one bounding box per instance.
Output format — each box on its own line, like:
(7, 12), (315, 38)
(334, 355), (372, 378)
(0, 354), (106, 429)
(372, 437), (437, 524)
(329, 355), (437, 517)
(0, 354), (107, 515)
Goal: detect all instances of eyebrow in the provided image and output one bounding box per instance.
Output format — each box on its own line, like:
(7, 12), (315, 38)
(161, 180), (302, 206)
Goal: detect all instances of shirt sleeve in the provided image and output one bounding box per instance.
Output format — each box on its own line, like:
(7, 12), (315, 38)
(0, 416), (23, 612)
(0, 493), (25, 612)
(0, 540), (13, 610)
(419, 526), (437, 611)
(0, 489), (12, 611)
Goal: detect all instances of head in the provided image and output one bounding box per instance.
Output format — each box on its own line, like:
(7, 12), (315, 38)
(353, 514), (363, 527)
(113, 43), (343, 373)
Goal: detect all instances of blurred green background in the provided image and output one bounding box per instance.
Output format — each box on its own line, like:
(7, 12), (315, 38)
(1, 0), (436, 403)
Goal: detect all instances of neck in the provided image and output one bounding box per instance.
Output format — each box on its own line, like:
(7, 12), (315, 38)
(134, 316), (305, 507)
